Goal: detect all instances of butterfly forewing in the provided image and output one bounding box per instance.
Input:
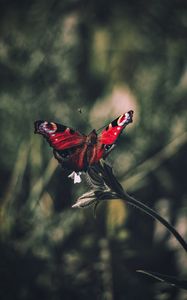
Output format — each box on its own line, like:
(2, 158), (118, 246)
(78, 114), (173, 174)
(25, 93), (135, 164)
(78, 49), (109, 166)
(98, 110), (133, 145)
(34, 120), (86, 150)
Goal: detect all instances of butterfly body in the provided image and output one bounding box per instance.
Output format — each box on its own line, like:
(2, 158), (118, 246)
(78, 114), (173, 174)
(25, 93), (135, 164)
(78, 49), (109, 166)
(34, 110), (133, 172)
(53, 129), (105, 171)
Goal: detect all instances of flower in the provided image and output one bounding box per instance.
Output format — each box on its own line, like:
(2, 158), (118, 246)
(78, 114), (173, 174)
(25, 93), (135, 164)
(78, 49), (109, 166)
(68, 171), (82, 184)
(72, 160), (124, 208)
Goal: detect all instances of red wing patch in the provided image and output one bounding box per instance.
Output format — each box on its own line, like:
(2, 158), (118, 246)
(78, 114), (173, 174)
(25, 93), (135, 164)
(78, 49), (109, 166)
(34, 120), (86, 150)
(98, 110), (133, 145)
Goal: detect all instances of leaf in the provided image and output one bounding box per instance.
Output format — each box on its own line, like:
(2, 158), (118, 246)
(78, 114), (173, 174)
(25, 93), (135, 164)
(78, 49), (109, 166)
(87, 160), (124, 196)
(86, 165), (106, 190)
(72, 191), (97, 208)
(100, 160), (124, 195)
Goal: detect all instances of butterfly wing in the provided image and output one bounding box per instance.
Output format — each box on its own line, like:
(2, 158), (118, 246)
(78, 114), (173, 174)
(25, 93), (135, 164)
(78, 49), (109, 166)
(99, 110), (133, 145)
(34, 120), (86, 150)
(53, 144), (88, 172)
(92, 110), (134, 161)
(34, 120), (88, 171)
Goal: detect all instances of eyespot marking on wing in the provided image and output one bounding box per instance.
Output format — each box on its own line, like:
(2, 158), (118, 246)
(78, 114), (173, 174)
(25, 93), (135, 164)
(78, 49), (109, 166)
(117, 111), (133, 126)
(43, 122), (57, 133)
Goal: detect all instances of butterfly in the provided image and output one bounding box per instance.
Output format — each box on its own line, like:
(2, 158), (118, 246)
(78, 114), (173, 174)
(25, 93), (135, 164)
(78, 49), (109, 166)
(34, 110), (133, 182)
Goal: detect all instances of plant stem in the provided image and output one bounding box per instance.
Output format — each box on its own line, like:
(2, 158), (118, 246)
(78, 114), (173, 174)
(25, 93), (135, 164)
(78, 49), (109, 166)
(122, 192), (187, 253)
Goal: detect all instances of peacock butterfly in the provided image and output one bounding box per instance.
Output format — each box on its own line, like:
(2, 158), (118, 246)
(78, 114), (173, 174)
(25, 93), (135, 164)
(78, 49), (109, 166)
(34, 110), (133, 181)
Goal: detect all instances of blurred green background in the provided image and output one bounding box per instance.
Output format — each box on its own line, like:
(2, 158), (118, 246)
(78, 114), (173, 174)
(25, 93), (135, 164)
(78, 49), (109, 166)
(0, 0), (187, 299)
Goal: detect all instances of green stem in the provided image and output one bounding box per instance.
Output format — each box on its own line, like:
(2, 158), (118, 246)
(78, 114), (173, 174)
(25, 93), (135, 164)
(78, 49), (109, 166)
(122, 192), (187, 253)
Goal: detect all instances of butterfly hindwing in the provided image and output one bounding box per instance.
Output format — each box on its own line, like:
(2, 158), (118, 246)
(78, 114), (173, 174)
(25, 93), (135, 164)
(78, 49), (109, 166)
(53, 144), (87, 171)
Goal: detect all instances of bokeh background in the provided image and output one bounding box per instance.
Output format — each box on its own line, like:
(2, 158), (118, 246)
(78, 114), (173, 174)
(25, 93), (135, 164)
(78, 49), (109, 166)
(0, 0), (187, 299)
